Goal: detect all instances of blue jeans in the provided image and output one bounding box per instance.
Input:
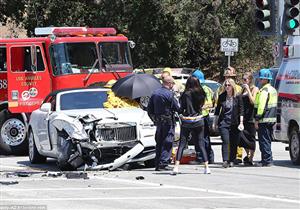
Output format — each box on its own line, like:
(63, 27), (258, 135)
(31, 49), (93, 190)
(258, 123), (274, 164)
(155, 122), (175, 168)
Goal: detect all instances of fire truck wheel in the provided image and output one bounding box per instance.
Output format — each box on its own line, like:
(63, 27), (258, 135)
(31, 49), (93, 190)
(28, 129), (46, 164)
(289, 127), (300, 165)
(0, 110), (28, 155)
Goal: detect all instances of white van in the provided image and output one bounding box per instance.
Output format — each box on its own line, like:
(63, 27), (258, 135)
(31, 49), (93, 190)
(274, 36), (300, 165)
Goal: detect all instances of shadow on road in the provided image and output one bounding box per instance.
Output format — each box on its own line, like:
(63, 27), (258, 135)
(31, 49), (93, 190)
(273, 159), (300, 169)
(17, 159), (58, 172)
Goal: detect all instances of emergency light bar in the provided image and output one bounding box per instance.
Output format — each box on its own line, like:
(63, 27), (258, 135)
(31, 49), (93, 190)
(35, 27), (117, 36)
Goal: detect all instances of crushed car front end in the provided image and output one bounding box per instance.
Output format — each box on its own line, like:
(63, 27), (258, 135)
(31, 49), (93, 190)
(51, 108), (156, 170)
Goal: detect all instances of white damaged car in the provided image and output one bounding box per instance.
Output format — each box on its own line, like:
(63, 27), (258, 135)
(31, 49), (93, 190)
(28, 88), (156, 171)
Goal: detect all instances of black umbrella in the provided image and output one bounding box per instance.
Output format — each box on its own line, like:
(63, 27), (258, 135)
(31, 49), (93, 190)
(111, 73), (162, 99)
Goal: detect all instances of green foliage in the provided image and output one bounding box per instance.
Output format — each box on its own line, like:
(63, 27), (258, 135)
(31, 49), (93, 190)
(0, 0), (274, 80)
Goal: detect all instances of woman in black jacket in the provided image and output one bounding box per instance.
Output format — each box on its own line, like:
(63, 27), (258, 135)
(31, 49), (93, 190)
(214, 78), (244, 168)
(173, 76), (211, 174)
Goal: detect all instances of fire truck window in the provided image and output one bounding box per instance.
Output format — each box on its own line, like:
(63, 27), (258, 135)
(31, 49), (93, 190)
(11, 46), (45, 72)
(0, 48), (7, 72)
(50, 43), (98, 76)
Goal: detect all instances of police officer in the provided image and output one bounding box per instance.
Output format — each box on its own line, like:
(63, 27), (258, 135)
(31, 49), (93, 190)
(254, 68), (278, 167)
(192, 69), (214, 164)
(147, 75), (180, 171)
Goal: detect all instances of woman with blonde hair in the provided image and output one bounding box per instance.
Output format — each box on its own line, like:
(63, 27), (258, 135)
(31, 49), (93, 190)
(240, 72), (259, 165)
(214, 78), (244, 168)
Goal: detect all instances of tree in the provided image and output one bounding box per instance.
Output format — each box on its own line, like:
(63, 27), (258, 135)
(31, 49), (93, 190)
(0, 0), (274, 79)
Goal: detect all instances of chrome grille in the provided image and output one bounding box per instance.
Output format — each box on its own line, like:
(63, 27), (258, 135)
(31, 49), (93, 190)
(96, 123), (137, 142)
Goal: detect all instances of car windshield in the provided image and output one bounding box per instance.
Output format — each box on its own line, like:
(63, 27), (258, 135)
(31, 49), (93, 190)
(50, 42), (132, 75)
(60, 91), (108, 110)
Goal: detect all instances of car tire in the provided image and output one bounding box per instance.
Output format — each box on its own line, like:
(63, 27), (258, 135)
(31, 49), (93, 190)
(28, 129), (46, 164)
(289, 127), (300, 165)
(0, 110), (28, 155)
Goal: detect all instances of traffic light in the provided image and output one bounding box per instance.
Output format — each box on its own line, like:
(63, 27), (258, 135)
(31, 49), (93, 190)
(283, 0), (300, 35)
(255, 0), (276, 36)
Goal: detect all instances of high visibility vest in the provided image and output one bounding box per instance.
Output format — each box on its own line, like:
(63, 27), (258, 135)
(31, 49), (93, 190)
(254, 83), (277, 123)
(202, 85), (213, 116)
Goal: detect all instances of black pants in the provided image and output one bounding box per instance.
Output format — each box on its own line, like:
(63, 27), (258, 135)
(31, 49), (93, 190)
(155, 122), (175, 168)
(176, 125), (207, 162)
(195, 116), (214, 162)
(219, 125), (240, 162)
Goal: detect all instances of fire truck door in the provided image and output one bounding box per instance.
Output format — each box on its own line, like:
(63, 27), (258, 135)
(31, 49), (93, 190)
(7, 43), (51, 113)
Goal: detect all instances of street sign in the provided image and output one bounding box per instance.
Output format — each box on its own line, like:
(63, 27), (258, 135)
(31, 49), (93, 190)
(225, 51), (234, 56)
(220, 38), (239, 52)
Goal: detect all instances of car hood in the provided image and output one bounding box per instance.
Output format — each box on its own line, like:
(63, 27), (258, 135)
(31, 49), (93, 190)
(60, 108), (150, 123)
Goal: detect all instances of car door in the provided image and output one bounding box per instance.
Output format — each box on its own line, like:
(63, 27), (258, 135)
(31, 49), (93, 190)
(37, 96), (56, 151)
(6, 43), (51, 113)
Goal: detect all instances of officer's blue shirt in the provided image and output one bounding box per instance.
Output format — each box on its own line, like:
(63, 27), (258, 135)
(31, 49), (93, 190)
(148, 86), (180, 116)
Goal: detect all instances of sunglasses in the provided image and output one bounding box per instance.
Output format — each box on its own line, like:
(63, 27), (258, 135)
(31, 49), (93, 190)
(225, 84), (231, 87)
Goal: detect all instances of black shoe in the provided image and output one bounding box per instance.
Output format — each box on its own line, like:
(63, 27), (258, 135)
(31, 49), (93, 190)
(255, 161), (273, 167)
(243, 156), (250, 163)
(244, 161), (254, 166)
(234, 159), (242, 165)
(208, 160), (215, 164)
(156, 165), (173, 171)
(222, 161), (229, 168)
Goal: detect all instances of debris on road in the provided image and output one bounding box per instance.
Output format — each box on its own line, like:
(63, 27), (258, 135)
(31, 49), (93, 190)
(135, 176), (145, 180)
(0, 181), (19, 185)
(65, 172), (89, 179)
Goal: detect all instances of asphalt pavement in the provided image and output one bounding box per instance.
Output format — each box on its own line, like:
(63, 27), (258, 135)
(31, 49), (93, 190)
(0, 140), (299, 210)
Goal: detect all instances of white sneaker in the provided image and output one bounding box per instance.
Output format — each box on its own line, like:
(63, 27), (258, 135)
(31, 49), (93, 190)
(171, 166), (179, 175)
(204, 167), (211, 174)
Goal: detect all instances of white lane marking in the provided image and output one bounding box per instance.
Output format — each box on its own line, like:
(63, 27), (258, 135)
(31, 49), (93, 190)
(0, 196), (247, 201)
(1, 175), (299, 204)
(91, 176), (300, 204)
(1, 186), (169, 192)
(0, 165), (28, 170)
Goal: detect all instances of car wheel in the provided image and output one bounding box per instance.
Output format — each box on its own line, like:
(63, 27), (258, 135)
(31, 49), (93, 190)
(289, 127), (300, 165)
(0, 110), (28, 155)
(28, 129), (46, 164)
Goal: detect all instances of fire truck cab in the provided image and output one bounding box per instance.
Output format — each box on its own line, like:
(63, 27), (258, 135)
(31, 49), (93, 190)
(274, 35), (300, 165)
(0, 27), (134, 155)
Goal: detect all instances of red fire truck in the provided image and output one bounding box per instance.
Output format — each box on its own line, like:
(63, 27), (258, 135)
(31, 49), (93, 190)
(0, 27), (134, 155)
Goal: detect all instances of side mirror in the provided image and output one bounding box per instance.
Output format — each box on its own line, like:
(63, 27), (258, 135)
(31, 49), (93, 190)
(30, 45), (37, 72)
(40, 103), (51, 112)
(128, 40), (136, 49)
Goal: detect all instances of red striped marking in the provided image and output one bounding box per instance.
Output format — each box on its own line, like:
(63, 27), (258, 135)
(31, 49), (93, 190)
(278, 93), (300, 102)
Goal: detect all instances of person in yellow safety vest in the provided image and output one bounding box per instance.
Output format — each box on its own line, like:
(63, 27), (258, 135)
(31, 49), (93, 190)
(192, 69), (214, 164)
(254, 68), (278, 167)
(214, 66), (244, 164)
